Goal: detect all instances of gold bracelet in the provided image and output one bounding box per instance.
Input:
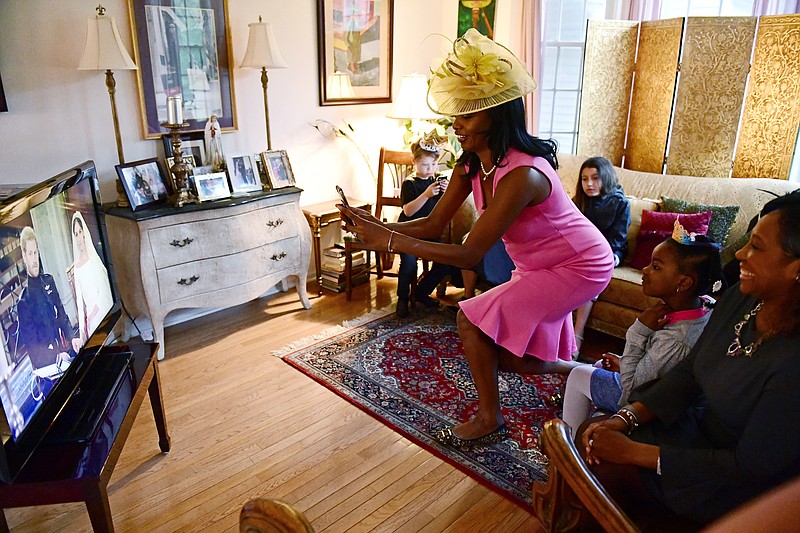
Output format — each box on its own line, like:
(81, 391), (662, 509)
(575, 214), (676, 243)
(387, 230), (397, 252)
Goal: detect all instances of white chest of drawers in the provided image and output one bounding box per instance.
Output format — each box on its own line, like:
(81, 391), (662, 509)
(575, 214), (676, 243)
(105, 188), (311, 359)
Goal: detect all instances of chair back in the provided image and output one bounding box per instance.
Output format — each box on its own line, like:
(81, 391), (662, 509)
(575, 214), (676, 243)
(376, 147), (414, 221)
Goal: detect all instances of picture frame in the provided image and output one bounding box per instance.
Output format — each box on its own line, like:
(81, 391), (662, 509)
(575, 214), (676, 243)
(162, 131), (206, 166)
(128, 0), (237, 139)
(261, 150), (296, 189)
(253, 153), (271, 190)
(316, 0), (394, 106)
(226, 155), (262, 194)
(115, 158), (171, 211)
(194, 171), (231, 201)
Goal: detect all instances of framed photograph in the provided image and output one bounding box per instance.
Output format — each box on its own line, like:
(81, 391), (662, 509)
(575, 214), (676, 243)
(316, 0), (394, 105)
(195, 171), (231, 201)
(226, 155), (262, 194)
(253, 153), (271, 190)
(162, 131), (206, 166)
(261, 150), (296, 189)
(115, 158), (171, 211)
(128, 0), (237, 139)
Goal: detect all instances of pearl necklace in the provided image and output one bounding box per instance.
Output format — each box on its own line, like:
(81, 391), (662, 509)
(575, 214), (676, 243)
(480, 159), (496, 181)
(727, 301), (775, 357)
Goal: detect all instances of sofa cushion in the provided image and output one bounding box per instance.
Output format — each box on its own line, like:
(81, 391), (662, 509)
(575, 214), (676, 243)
(660, 196), (740, 246)
(628, 210), (712, 269)
(626, 196), (661, 258)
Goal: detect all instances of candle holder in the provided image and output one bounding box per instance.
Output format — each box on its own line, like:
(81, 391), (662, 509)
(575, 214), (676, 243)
(162, 121), (198, 207)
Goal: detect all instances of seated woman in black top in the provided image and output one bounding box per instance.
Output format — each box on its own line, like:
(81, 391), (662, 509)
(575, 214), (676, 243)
(580, 190), (800, 526)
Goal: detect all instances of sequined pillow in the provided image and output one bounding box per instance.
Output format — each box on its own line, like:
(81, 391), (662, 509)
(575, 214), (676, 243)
(628, 210), (712, 270)
(660, 196), (740, 246)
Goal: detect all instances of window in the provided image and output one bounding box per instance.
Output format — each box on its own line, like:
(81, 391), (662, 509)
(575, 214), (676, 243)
(538, 0), (606, 153)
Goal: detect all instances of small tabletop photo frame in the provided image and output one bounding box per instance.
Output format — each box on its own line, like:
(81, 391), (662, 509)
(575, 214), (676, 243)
(195, 171), (231, 202)
(261, 150), (296, 189)
(115, 158), (170, 211)
(226, 154), (262, 194)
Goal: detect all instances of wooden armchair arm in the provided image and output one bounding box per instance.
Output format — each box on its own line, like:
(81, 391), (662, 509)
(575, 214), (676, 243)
(240, 498), (315, 533)
(532, 419), (639, 533)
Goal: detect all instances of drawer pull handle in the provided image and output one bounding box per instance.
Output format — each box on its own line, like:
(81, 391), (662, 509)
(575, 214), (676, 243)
(266, 219), (284, 228)
(271, 252), (288, 261)
(170, 238), (194, 248)
(177, 275), (199, 286)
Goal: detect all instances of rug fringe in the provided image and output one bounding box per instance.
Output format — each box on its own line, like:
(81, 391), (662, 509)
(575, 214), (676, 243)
(271, 305), (394, 357)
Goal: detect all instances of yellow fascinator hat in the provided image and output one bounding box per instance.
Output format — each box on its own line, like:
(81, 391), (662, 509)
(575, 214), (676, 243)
(427, 28), (537, 116)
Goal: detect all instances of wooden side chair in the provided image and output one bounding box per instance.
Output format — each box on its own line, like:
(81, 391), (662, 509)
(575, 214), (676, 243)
(344, 147), (416, 300)
(239, 498), (315, 533)
(532, 418), (640, 532)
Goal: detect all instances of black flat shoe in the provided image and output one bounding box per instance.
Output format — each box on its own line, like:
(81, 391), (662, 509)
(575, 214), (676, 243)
(433, 423), (509, 448)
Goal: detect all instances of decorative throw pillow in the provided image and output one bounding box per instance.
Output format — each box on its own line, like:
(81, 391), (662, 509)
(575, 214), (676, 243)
(628, 210), (712, 270)
(660, 196), (740, 246)
(626, 196), (661, 258)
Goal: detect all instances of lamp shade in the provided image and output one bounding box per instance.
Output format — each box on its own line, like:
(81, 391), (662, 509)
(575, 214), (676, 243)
(241, 19), (287, 69)
(387, 74), (441, 120)
(326, 72), (355, 99)
(78, 13), (137, 71)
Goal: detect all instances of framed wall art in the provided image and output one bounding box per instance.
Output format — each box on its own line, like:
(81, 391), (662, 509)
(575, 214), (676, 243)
(115, 158), (170, 211)
(317, 0), (394, 105)
(457, 0), (497, 39)
(261, 150), (296, 189)
(127, 0), (237, 139)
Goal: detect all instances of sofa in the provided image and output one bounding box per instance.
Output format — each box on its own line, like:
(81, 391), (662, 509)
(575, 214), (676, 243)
(555, 153), (800, 339)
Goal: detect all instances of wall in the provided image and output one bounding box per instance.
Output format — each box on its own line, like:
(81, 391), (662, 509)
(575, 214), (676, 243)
(0, 1), (520, 208)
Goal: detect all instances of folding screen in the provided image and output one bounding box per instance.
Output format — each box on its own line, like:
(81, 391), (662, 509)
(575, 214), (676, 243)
(624, 18), (683, 174)
(576, 20), (638, 166)
(578, 14), (800, 180)
(733, 14), (800, 180)
(666, 17), (756, 177)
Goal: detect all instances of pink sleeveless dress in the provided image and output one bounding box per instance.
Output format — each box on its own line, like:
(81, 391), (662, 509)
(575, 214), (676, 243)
(459, 150), (614, 361)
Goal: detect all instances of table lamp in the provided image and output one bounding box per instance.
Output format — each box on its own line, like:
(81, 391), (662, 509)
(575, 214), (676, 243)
(387, 73), (441, 146)
(326, 72), (356, 99)
(241, 16), (287, 150)
(78, 4), (138, 207)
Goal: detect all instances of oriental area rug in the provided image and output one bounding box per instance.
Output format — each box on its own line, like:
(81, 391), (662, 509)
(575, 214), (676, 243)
(275, 308), (565, 508)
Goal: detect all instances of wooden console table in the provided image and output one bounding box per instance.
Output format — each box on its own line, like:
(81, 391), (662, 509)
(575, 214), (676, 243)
(0, 342), (169, 533)
(302, 198), (371, 296)
(106, 188), (312, 359)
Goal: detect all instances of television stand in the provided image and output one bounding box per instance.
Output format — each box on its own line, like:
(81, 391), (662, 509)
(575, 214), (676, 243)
(0, 341), (170, 533)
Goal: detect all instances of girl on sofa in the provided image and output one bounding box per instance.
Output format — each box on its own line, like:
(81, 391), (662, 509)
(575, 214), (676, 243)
(572, 156), (631, 357)
(562, 220), (724, 436)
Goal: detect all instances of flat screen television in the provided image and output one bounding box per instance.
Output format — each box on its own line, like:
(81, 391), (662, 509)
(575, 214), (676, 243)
(0, 160), (121, 482)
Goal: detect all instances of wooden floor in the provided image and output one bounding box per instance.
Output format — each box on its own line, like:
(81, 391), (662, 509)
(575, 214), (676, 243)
(4, 276), (619, 532)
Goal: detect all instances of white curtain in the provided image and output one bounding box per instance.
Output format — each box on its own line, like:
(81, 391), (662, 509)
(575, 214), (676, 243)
(519, 0), (543, 134)
(752, 0), (800, 14)
(613, 0), (662, 20)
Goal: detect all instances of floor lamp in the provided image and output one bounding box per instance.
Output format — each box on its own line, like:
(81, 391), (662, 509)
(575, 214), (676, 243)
(387, 73), (442, 146)
(241, 16), (287, 151)
(78, 4), (137, 207)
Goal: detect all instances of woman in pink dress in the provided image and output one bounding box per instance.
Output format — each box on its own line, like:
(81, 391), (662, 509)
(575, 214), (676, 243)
(339, 29), (614, 446)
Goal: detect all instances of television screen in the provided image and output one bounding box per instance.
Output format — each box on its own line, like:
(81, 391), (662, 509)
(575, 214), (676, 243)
(0, 162), (117, 444)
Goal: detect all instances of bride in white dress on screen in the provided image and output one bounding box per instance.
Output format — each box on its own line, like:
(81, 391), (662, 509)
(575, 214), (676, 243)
(70, 211), (113, 343)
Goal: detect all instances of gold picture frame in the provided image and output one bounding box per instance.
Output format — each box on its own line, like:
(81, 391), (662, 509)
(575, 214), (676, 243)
(127, 0), (237, 139)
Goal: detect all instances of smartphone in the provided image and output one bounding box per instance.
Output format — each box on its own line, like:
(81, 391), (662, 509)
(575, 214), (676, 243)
(335, 185), (354, 225)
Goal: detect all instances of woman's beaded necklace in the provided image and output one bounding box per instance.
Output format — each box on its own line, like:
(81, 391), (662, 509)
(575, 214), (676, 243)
(480, 159), (496, 180)
(727, 301), (777, 357)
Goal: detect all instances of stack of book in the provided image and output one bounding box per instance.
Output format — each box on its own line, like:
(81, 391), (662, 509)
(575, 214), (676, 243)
(320, 246), (369, 293)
